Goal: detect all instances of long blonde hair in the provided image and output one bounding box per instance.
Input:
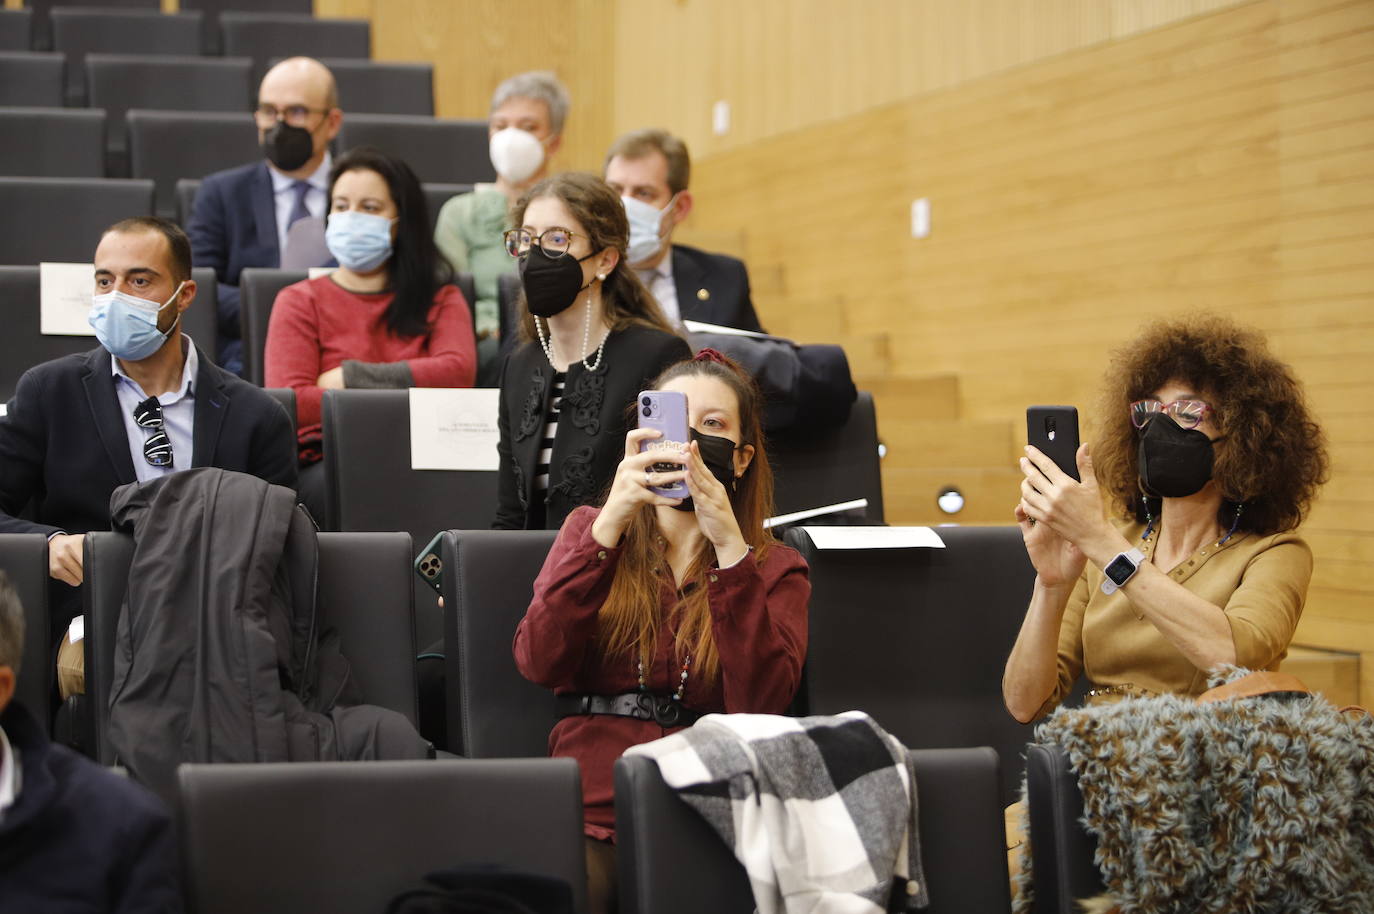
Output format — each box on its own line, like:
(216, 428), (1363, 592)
(596, 354), (774, 686)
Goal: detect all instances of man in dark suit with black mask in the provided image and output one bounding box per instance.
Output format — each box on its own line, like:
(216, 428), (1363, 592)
(0, 217), (297, 654)
(188, 56), (342, 373)
(605, 128), (765, 334)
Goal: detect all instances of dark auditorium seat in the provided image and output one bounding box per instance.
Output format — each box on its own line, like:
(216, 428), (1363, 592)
(784, 524), (1039, 804)
(238, 267), (307, 386)
(440, 529), (559, 758)
(614, 746), (1010, 914)
(0, 52), (64, 107)
(175, 178), (202, 227)
(0, 534), (52, 732)
(274, 56), (435, 117)
(0, 10), (32, 51)
(0, 266), (221, 401)
(178, 758), (589, 914)
(497, 271), (522, 364)
(84, 530), (422, 766)
(86, 54), (253, 179)
(1025, 743), (1105, 914)
(178, 0), (312, 55)
(129, 111), (261, 220)
(337, 114), (495, 186)
(220, 11), (369, 83)
(770, 391), (884, 522)
(0, 107), (105, 178)
(0, 177), (153, 265)
(50, 7), (200, 107)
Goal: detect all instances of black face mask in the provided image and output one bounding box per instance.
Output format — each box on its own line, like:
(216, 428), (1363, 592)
(671, 429), (741, 512)
(520, 247), (595, 318)
(1138, 414), (1218, 498)
(261, 121), (315, 172)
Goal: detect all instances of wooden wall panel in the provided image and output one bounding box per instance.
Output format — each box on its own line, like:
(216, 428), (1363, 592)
(316, 0), (615, 172)
(613, 0), (1251, 157)
(685, 0), (1374, 700)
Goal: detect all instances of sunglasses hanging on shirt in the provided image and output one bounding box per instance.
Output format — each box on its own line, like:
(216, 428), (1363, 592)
(133, 396), (174, 468)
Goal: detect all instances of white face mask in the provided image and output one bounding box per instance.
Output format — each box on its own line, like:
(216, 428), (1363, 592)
(488, 127), (545, 184)
(622, 193), (678, 265)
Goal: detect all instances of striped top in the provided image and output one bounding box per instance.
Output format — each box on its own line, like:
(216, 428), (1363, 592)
(533, 371), (567, 492)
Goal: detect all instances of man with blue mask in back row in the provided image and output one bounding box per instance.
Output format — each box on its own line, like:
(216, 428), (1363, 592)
(0, 218), (297, 695)
(604, 128), (765, 334)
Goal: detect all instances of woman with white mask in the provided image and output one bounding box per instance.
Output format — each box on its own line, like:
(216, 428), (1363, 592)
(434, 71), (570, 385)
(266, 146), (477, 522)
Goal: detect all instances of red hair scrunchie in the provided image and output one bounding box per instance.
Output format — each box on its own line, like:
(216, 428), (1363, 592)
(693, 347), (731, 365)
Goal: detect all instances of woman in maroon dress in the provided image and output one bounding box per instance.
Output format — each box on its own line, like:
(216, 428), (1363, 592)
(513, 350), (810, 914)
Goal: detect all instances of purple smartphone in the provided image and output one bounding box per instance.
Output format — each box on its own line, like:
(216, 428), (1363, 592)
(637, 390), (690, 499)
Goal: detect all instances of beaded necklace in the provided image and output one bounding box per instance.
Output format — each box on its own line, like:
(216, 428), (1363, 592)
(534, 291), (609, 372)
(637, 653), (691, 702)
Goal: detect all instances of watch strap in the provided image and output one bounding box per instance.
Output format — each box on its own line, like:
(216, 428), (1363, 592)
(1100, 547), (1146, 595)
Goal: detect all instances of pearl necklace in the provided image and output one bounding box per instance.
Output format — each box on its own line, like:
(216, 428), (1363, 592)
(535, 290), (609, 373)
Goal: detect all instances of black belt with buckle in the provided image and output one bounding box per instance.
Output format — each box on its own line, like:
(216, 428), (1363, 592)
(554, 691), (702, 729)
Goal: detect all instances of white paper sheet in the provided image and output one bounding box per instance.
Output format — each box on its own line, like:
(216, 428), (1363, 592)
(68, 614), (85, 645)
(409, 387), (500, 471)
(764, 499), (868, 529)
(799, 526), (946, 550)
(683, 319), (770, 339)
(40, 262), (97, 336)
(308, 266), (335, 279)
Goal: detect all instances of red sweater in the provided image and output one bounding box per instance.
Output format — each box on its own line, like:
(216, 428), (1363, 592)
(513, 505), (810, 839)
(264, 275), (476, 455)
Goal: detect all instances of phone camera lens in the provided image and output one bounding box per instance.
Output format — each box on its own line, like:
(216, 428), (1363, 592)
(642, 406), (652, 417)
(641, 396), (652, 407)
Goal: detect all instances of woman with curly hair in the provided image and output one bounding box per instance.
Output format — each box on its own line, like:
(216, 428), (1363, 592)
(1002, 314), (1329, 722)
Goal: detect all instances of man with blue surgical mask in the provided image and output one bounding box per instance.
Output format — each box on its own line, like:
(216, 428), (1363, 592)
(604, 128), (764, 333)
(0, 217), (297, 694)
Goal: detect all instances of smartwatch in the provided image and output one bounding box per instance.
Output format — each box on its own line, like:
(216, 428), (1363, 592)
(1100, 548), (1146, 595)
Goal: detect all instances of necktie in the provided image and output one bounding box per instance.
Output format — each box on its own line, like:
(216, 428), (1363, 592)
(287, 180), (312, 229)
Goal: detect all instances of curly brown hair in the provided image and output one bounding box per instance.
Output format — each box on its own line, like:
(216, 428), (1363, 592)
(1091, 314), (1328, 535)
(510, 172), (676, 342)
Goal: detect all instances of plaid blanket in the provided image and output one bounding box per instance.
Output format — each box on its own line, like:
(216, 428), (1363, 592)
(624, 711), (930, 913)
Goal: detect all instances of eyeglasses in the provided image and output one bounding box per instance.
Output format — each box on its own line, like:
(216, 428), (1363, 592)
(133, 396), (174, 468)
(1130, 398), (1213, 430)
(254, 104), (328, 127)
(503, 228), (585, 259)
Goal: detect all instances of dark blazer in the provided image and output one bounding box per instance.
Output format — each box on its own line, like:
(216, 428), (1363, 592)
(187, 160), (279, 345)
(494, 325), (692, 531)
(671, 244), (765, 333)
(0, 344), (298, 640)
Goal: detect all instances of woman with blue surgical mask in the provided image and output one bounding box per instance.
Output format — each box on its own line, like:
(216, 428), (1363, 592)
(433, 71), (570, 385)
(265, 145), (477, 522)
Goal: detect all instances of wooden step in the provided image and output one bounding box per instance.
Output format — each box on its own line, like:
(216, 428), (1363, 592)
(881, 466), (1022, 525)
(1282, 645), (1360, 708)
(858, 373), (961, 422)
(879, 418), (1017, 469)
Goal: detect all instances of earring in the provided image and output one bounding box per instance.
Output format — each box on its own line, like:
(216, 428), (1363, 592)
(596, 273), (606, 281)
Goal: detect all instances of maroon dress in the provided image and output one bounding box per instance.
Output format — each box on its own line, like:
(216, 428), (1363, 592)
(512, 505), (811, 839)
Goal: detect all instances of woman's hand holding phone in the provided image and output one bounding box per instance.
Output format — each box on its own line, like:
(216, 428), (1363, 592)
(591, 428), (691, 549)
(1017, 443), (1106, 584)
(683, 439), (748, 567)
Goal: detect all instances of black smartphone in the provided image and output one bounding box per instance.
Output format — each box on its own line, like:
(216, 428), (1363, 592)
(413, 530), (445, 596)
(1026, 406), (1081, 482)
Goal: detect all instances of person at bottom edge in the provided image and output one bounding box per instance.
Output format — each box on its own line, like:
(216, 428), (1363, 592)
(0, 570), (181, 912)
(513, 350), (810, 914)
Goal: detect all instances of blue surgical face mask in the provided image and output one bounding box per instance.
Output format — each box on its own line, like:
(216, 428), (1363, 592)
(325, 210), (396, 273)
(89, 281), (184, 362)
(622, 193), (677, 265)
